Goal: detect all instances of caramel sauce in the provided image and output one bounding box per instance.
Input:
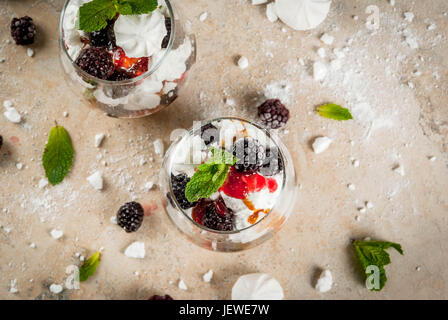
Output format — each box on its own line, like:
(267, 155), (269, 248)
(243, 199), (271, 224)
(243, 198), (256, 211)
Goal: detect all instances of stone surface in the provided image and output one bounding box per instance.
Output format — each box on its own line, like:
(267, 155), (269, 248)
(0, 0), (447, 300)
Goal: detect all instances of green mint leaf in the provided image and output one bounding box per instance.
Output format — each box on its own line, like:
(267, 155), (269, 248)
(78, 0), (118, 32)
(184, 148), (236, 202)
(42, 124), (74, 186)
(79, 252), (101, 282)
(353, 240), (404, 291)
(317, 103), (353, 121)
(116, 0), (158, 15)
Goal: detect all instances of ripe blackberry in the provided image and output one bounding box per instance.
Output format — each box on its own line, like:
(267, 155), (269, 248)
(171, 174), (197, 209)
(75, 47), (115, 80)
(232, 138), (266, 173)
(10, 16), (36, 45)
(161, 17), (171, 48)
(196, 123), (220, 146)
(0, 135), (2, 149)
(203, 201), (233, 231)
(258, 99), (290, 129)
(107, 69), (132, 81)
(149, 295), (173, 300)
(117, 202), (144, 233)
(259, 147), (283, 176)
(88, 21), (116, 49)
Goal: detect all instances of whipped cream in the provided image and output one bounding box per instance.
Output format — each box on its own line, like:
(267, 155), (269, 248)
(170, 119), (284, 231)
(114, 10), (167, 58)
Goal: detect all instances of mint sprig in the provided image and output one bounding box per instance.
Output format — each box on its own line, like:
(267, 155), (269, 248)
(185, 148), (237, 202)
(79, 251), (101, 282)
(353, 240), (404, 291)
(42, 123), (74, 186)
(78, 0), (159, 32)
(317, 103), (353, 121)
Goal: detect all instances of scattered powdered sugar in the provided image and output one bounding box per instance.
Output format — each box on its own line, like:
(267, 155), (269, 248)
(263, 80), (292, 104)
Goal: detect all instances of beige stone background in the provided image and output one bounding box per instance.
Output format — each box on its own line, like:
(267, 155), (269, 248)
(1, 0), (447, 300)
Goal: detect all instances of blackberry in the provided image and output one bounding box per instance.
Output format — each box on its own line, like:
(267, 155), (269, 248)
(203, 202), (233, 231)
(196, 123), (220, 146)
(117, 202), (144, 233)
(161, 17), (171, 49)
(75, 47), (115, 80)
(88, 21), (116, 49)
(171, 174), (197, 209)
(107, 69), (132, 81)
(149, 295), (173, 300)
(0, 135), (2, 149)
(232, 138), (266, 173)
(258, 99), (290, 129)
(10, 16), (36, 45)
(259, 147), (283, 176)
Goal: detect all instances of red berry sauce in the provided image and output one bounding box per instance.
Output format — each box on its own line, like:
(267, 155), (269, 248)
(220, 166), (278, 199)
(111, 47), (149, 77)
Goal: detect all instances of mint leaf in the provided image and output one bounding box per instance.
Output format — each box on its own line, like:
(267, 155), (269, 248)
(117, 0), (158, 15)
(79, 252), (101, 282)
(184, 148), (236, 202)
(78, 0), (118, 32)
(317, 103), (353, 121)
(42, 124), (74, 186)
(353, 240), (403, 291)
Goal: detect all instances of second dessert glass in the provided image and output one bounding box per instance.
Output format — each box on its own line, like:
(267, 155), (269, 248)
(160, 117), (298, 252)
(58, 0), (196, 118)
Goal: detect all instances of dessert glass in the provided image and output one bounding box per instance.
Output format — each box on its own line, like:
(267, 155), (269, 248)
(160, 117), (298, 252)
(58, 0), (196, 118)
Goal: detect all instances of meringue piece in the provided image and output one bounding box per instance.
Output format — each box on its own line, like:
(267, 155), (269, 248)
(266, 3), (278, 22)
(252, 0), (268, 4)
(87, 171), (103, 190)
(312, 137), (332, 154)
(238, 56), (249, 69)
(232, 273), (284, 300)
(27, 48), (34, 57)
(3, 104), (21, 123)
(313, 61), (327, 81)
(393, 165), (405, 176)
(94, 133), (105, 148)
(124, 241), (145, 259)
(114, 10), (167, 58)
(199, 12), (208, 22)
(203, 270), (213, 283)
(178, 279), (188, 290)
(154, 139), (165, 156)
(50, 229), (64, 239)
(49, 284), (63, 294)
(315, 270), (333, 292)
(275, 0), (332, 31)
(320, 33), (334, 45)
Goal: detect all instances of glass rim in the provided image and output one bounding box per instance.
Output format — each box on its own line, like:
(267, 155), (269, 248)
(58, 0), (175, 85)
(167, 116), (288, 235)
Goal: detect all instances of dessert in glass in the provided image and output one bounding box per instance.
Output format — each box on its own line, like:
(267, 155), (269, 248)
(161, 118), (297, 252)
(59, 0), (196, 118)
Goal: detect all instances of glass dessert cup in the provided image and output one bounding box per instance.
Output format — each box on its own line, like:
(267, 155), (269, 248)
(160, 117), (298, 252)
(58, 0), (196, 118)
